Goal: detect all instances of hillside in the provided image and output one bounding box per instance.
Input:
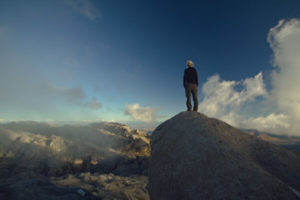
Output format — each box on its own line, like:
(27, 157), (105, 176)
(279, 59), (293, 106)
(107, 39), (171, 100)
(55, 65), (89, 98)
(149, 111), (300, 200)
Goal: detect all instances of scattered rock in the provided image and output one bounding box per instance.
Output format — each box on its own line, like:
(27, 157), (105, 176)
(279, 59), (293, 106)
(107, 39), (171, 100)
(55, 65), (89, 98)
(77, 189), (86, 196)
(0, 122), (151, 199)
(52, 173), (149, 200)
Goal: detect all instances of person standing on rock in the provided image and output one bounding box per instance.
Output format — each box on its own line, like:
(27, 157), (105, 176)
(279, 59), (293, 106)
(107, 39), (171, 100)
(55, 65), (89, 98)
(183, 60), (198, 111)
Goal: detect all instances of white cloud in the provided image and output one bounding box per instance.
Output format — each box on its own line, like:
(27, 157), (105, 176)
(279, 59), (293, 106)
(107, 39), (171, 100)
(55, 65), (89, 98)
(198, 71), (293, 135)
(219, 112), (290, 134)
(199, 72), (266, 117)
(124, 104), (158, 123)
(63, 0), (100, 20)
(242, 113), (290, 133)
(198, 18), (300, 136)
(268, 18), (300, 134)
(198, 72), (288, 134)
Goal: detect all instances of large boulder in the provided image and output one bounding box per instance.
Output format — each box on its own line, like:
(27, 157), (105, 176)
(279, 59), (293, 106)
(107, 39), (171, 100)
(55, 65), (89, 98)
(149, 112), (300, 200)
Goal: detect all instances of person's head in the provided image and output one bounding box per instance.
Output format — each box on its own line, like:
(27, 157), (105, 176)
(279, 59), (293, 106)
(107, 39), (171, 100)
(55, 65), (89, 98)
(186, 60), (194, 68)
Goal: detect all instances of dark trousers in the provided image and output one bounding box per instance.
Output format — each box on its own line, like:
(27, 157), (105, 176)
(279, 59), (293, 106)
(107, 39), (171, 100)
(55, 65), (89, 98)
(185, 83), (198, 111)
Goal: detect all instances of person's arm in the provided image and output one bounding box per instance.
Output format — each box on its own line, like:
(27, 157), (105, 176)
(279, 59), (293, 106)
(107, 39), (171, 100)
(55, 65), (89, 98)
(183, 70), (187, 88)
(195, 69), (198, 86)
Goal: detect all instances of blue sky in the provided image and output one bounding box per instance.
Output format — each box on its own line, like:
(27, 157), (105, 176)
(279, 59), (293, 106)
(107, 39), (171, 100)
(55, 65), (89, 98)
(1, 0), (300, 134)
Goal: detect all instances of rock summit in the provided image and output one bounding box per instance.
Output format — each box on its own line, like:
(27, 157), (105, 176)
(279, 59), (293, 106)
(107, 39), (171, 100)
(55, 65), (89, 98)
(149, 112), (300, 200)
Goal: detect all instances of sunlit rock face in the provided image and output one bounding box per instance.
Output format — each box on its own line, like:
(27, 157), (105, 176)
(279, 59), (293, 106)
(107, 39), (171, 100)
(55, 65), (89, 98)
(149, 112), (300, 200)
(0, 122), (150, 199)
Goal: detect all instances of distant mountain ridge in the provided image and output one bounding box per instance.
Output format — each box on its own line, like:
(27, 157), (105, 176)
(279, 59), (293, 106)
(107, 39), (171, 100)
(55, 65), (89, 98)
(241, 128), (300, 139)
(242, 128), (300, 152)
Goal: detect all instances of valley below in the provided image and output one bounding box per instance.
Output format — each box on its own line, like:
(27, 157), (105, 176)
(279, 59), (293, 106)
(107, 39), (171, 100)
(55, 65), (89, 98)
(0, 121), (151, 200)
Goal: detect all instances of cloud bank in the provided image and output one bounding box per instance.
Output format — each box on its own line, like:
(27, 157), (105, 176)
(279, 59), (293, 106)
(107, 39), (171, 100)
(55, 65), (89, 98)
(86, 97), (102, 110)
(0, 67), (102, 120)
(63, 0), (100, 20)
(199, 18), (300, 136)
(47, 84), (86, 103)
(124, 104), (158, 123)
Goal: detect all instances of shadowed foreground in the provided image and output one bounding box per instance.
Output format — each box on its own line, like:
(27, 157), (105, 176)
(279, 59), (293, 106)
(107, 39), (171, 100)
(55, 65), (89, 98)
(149, 112), (300, 200)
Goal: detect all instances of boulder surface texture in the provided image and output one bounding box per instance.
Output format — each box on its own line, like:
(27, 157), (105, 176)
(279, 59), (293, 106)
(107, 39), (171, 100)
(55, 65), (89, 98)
(149, 112), (300, 200)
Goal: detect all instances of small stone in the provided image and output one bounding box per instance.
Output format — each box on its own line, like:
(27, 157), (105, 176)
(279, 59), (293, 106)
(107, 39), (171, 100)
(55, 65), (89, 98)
(77, 189), (85, 196)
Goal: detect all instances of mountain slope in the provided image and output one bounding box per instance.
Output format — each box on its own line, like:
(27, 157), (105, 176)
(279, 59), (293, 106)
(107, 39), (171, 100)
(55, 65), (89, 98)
(149, 112), (300, 200)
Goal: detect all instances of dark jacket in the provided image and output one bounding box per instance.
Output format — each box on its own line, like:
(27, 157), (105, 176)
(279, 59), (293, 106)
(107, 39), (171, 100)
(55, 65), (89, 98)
(183, 67), (198, 88)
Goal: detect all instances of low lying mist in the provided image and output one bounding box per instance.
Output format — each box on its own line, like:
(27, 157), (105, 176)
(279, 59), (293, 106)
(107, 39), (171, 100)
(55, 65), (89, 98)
(0, 121), (150, 180)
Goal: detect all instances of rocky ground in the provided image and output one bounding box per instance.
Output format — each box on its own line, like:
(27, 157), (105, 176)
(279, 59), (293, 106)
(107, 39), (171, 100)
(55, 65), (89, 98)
(0, 122), (150, 200)
(1, 115), (300, 200)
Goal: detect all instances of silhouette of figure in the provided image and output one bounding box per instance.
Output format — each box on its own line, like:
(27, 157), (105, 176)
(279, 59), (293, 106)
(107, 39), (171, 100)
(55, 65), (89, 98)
(183, 60), (198, 111)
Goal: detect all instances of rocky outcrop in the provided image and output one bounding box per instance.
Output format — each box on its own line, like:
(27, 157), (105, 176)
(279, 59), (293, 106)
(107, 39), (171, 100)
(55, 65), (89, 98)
(0, 122), (150, 177)
(149, 112), (300, 200)
(0, 122), (151, 199)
